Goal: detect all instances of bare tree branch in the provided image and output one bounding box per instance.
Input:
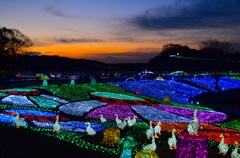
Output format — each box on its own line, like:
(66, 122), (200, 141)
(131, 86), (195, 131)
(0, 27), (33, 56)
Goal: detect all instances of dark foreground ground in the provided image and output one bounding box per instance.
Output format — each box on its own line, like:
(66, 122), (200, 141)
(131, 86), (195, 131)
(0, 125), (235, 158)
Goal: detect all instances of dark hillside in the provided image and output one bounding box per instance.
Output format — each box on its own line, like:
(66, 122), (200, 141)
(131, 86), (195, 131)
(0, 55), (106, 71)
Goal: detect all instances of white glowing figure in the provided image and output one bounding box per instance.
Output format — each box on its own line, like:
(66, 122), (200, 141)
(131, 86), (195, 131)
(127, 116), (137, 127)
(99, 114), (107, 123)
(168, 129), (177, 150)
(187, 109), (199, 135)
(85, 122), (96, 135)
(154, 121), (161, 138)
(52, 115), (60, 133)
(13, 112), (27, 128)
(115, 114), (122, 125)
(117, 118), (127, 130)
(143, 135), (157, 151)
(218, 133), (229, 155)
(231, 141), (240, 158)
(146, 121), (154, 139)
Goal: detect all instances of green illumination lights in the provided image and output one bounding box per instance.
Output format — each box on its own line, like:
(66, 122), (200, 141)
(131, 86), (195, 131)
(29, 96), (60, 108)
(91, 91), (145, 101)
(0, 79), (239, 157)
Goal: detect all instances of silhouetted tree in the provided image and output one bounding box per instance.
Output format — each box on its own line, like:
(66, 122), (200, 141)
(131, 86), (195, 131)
(148, 43), (198, 70)
(162, 43), (189, 52)
(199, 39), (233, 90)
(0, 26), (33, 56)
(199, 39), (232, 54)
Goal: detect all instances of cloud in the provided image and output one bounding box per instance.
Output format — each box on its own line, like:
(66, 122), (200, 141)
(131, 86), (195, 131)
(110, 36), (140, 43)
(32, 38), (52, 46)
(23, 51), (42, 56)
(54, 38), (103, 43)
(33, 37), (103, 46)
(94, 55), (149, 64)
(128, 0), (240, 30)
(44, 2), (79, 18)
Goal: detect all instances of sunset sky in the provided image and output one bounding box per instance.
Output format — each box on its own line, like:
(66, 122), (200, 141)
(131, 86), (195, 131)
(1, 0), (240, 63)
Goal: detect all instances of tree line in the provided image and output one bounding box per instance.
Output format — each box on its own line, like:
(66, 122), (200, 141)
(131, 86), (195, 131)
(1, 26), (240, 72)
(148, 42), (240, 71)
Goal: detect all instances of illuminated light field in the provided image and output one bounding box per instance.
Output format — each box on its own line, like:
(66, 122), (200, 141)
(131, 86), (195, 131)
(90, 91), (145, 101)
(152, 104), (227, 123)
(59, 100), (107, 116)
(87, 104), (142, 121)
(0, 78), (240, 158)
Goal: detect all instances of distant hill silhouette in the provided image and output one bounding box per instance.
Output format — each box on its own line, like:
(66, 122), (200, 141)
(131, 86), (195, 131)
(0, 55), (106, 71)
(148, 51), (240, 71)
(0, 53), (240, 72)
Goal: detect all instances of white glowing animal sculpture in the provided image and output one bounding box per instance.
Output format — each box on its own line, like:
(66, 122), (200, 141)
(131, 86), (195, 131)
(127, 116), (138, 126)
(154, 121), (161, 138)
(115, 114), (122, 125)
(143, 135), (157, 151)
(146, 121), (154, 139)
(117, 118), (127, 130)
(52, 115), (60, 133)
(187, 109), (199, 135)
(13, 112), (27, 128)
(218, 133), (229, 155)
(168, 129), (177, 150)
(231, 141), (240, 158)
(99, 114), (107, 123)
(85, 122), (96, 135)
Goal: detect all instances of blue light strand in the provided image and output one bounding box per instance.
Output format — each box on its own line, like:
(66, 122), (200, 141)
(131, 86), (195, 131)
(32, 120), (104, 132)
(0, 113), (15, 124)
(4, 109), (57, 117)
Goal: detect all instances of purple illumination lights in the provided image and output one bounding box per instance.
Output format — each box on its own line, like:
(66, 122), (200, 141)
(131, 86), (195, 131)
(87, 104), (142, 121)
(154, 105), (227, 123)
(176, 132), (208, 158)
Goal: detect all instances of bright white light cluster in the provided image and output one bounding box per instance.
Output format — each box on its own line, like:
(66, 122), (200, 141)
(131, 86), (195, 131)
(59, 100), (107, 116)
(131, 105), (192, 122)
(40, 94), (69, 104)
(1, 95), (36, 107)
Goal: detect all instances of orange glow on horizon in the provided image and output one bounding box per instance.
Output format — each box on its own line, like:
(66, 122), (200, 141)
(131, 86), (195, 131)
(32, 42), (162, 59)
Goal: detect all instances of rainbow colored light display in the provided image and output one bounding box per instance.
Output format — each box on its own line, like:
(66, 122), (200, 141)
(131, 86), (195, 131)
(0, 77), (239, 157)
